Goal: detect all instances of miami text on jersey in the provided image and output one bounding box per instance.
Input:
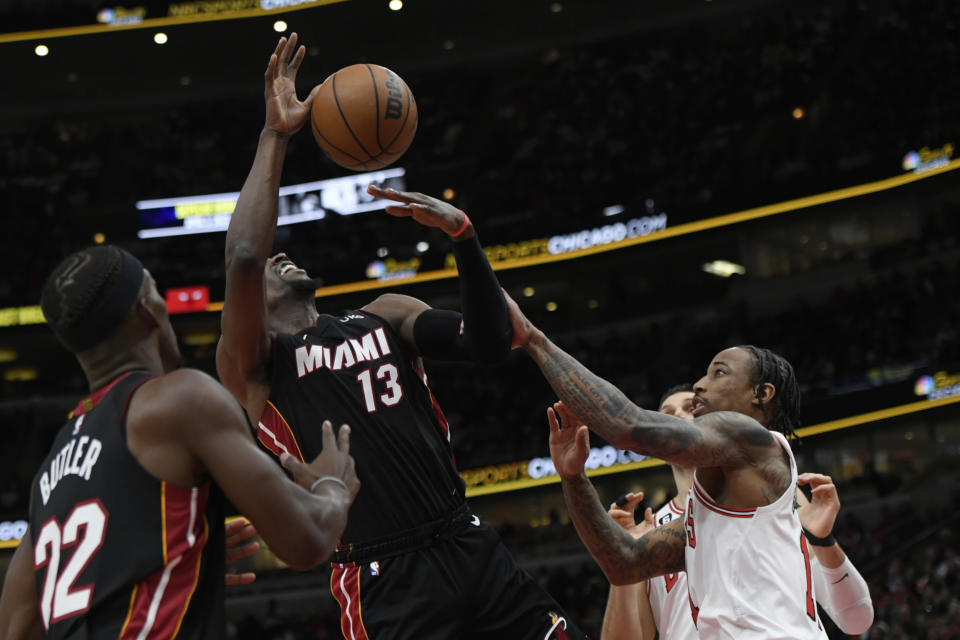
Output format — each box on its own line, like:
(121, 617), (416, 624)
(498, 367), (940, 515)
(295, 327), (393, 378)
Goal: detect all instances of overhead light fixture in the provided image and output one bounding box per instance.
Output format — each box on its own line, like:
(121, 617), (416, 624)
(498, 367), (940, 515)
(376, 247), (389, 258)
(603, 204), (624, 217)
(388, 0), (403, 10)
(702, 260), (745, 278)
(0, 348), (17, 363)
(153, 32), (168, 44)
(34, 44), (49, 57)
(93, 232), (106, 244)
(4, 367), (37, 382)
(416, 241), (429, 253)
(545, 301), (558, 312)
(273, 20), (287, 32)
(522, 287), (535, 297)
(792, 107), (804, 120)
(442, 188), (455, 200)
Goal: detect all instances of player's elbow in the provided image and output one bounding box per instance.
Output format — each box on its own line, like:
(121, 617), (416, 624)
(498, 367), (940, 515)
(225, 244), (265, 274)
(835, 601), (875, 635)
(278, 530), (339, 571)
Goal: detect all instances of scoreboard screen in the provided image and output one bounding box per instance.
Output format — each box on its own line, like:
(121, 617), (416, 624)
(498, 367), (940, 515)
(136, 167), (405, 239)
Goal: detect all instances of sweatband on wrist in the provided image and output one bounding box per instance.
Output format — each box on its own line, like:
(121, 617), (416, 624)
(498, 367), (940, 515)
(802, 526), (837, 547)
(450, 211), (471, 239)
(309, 476), (349, 494)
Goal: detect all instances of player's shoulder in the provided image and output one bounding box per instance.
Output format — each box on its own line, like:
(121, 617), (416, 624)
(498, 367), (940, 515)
(696, 410), (776, 448)
(137, 368), (236, 417)
(361, 293), (430, 325)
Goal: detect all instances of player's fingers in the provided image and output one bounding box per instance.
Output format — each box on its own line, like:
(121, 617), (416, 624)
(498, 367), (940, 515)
(225, 520), (257, 544)
(225, 540), (260, 564)
(644, 507), (655, 526)
(384, 205), (414, 217)
(225, 517), (252, 537)
(547, 407), (560, 434)
(271, 37), (286, 66)
(810, 483), (838, 499)
(337, 424), (351, 454)
(225, 572), (257, 586)
(289, 44), (307, 76)
(281, 32), (298, 65)
(797, 472), (831, 486)
(303, 84), (321, 108)
(320, 420), (336, 451)
(576, 425), (590, 451)
(613, 493), (630, 508)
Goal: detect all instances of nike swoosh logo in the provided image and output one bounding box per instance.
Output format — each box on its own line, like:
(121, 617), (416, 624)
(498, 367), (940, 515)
(471, 515), (480, 526)
(832, 573), (850, 584)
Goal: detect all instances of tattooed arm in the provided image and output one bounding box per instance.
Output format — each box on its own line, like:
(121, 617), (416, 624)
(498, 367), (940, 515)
(564, 474), (686, 584)
(508, 293), (775, 469)
(549, 404), (686, 585)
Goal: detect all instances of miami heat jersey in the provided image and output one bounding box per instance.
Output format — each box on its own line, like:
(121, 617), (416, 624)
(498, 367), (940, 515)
(683, 430), (828, 639)
(28, 371), (226, 639)
(646, 498), (697, 640)
(262, 310), (466, 545)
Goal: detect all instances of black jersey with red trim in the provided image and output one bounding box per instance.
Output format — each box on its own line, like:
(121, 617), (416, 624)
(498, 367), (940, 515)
(27, 371), (226, 640)
(262, 310), (466, 545)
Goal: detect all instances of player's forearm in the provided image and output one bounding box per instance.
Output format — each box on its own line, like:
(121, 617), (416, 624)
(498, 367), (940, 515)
(812, 553), (874, 634)
(524, 331), (645, 449)
(226, 128), (289, 266)
(601, 583), (645, 640)
(561, 473), (682, 585)
(452, 234), (512, 363)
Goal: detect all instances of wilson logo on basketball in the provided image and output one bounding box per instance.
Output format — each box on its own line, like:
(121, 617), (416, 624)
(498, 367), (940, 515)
(384, 73), (403, 120)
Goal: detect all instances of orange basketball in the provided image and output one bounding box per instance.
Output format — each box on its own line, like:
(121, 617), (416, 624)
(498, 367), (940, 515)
(310, 64), (418, 171)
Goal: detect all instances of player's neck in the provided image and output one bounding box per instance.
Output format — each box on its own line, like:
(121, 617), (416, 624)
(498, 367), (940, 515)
(269, 297), (320, 334)
(79, 341), (164, 392)
(670, 464), (694, 508)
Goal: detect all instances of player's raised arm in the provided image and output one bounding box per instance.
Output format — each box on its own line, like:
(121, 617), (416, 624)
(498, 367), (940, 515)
(508, 294), (776, 469)
(362, 186), (513, 365)
(134, 369), (358, 570)
(548, 403), (685, 585)
(0, 534), (43, 640)
(218, 33), (319, 408)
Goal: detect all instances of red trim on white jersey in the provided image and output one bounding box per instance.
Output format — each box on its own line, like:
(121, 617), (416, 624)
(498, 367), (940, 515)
(692, 481), (757, 519)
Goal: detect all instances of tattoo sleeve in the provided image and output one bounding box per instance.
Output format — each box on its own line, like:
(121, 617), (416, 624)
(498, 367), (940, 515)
(526, 333), (774, 468)
(562, 473), (686, 585)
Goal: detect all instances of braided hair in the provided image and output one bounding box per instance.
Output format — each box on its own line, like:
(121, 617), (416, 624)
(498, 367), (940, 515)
(737, 345), (801, 439)
(40, 246), (144, 353)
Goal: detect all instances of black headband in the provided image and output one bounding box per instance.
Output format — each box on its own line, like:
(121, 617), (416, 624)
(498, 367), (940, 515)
(51, 249), (146, 352)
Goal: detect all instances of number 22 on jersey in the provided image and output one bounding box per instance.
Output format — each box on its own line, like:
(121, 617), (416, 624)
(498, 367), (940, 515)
(33, 499), (108, 629)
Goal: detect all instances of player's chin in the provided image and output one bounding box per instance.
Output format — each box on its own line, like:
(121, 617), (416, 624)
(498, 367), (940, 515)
(287, 276), (322, 294)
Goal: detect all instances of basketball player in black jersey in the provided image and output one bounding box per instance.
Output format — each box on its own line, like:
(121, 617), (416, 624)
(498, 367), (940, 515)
(0, 246), (359, 640)
(215, 34), (586, 639)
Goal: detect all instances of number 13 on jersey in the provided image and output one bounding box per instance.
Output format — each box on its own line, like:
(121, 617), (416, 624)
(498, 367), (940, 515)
(356, 363), (404, 413)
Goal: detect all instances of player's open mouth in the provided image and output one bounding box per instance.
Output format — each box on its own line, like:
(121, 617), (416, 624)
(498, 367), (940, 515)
(279, 262), (298, 277)
(691, 396), (706, 416)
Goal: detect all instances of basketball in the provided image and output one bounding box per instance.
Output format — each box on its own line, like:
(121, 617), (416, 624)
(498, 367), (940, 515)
(310, 64), (418, 171)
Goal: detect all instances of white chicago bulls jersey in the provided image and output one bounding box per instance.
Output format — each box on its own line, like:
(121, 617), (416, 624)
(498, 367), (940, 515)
(683, 431), (828, 639)
(646, 498), (698, 640)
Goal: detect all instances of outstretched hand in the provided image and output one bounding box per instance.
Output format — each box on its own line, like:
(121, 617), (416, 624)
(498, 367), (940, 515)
(797, 472), (840, 539)
(224, 517), (259, 586)
(503, 290), (536, 349)
(281, 421), (360, 501)
(264, 33), (320, 138)
(366, 185), (473, 238)
(607, 492), (655, 540)
(548, 401), (591, 480)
